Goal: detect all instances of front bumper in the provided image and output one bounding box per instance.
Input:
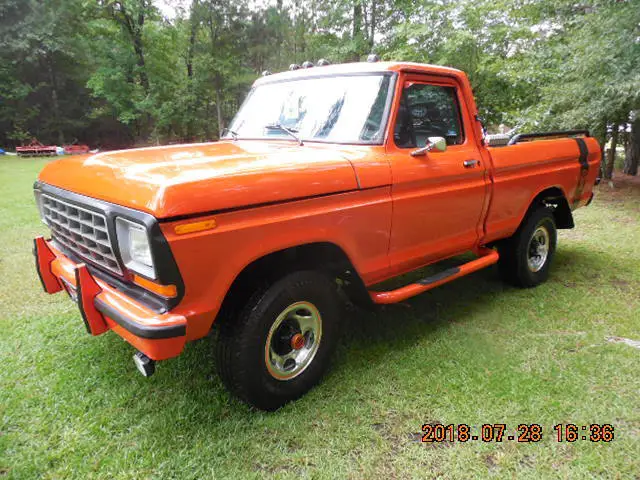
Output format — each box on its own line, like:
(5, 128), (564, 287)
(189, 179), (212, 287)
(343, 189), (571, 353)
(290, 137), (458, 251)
(34, 236), (187, 360)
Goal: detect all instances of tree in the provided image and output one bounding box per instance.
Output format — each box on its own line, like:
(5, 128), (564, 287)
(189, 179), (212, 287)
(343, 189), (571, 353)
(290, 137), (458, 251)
(0, 0), (94, 147)
(624, 113), (639, 176)
(514, 0), (640, 174)
(604, 124), (620, 180)
(101, 0), (154, 94)
(1, 0), (637, 157)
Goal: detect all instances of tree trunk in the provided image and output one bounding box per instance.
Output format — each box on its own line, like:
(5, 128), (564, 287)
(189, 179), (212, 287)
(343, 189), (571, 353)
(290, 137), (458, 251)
(597, 120), (607, 178)
(204, 99), (212, 140)
(186, 0), (198, 140)
(111, 2), (150, 95)
(298, 4), (306, 60)
(623, 114), (639, 176)
(186, 0), (198, 79)
(46, 54), (64, 145)
(352, 1), (362, 39)
(604, 123), (618, 179)
(349, 1), (363, 61)
(215, 87), (224, 138)
(132, 33), (150, 94)
(369, 0), (376, 50)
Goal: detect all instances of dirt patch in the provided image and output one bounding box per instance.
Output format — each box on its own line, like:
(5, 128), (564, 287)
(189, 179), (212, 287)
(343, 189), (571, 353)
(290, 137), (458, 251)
(519, 455), (536, 469)
(372, 417), (455, 452)
(596, 172), (640, 206)
(614, 419), (640, 438)
(606, 336), (640, 349)
(372, 420), (409, 453)
(371, 422), (389, 437)
(485, 453), (498, 470)
(614, 173), (640, 187)
(610, 278), (634, 293)
(530, 330), (586, 337)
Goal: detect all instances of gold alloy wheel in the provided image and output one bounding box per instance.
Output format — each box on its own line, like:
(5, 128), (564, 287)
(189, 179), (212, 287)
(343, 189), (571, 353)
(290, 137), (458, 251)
(527, 225), (550, 272)
(264, 301), (322, 381)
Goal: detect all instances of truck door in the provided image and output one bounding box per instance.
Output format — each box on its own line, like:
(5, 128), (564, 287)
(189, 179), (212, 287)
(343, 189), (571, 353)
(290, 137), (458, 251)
(387, 76), (488, 274)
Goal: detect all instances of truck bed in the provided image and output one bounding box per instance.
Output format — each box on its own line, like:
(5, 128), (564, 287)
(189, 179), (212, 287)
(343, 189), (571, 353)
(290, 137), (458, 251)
(484, 134), (600, 243)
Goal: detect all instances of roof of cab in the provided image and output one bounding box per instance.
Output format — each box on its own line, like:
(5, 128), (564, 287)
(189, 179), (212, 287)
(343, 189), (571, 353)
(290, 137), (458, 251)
(253, 61), (465, 86)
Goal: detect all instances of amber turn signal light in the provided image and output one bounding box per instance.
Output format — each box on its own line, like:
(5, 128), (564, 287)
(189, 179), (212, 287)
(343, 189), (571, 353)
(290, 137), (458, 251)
(133, 274), (177, 298)
(174, 219), (217, 235)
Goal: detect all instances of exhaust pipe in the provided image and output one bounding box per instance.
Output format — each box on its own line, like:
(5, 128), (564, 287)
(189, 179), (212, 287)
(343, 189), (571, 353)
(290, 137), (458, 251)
(133, 352), (156, 377)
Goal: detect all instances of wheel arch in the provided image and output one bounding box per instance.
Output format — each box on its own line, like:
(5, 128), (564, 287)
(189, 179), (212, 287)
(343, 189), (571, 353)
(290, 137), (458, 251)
(214, 241), (372, 327)
(523, 186), (574, 230)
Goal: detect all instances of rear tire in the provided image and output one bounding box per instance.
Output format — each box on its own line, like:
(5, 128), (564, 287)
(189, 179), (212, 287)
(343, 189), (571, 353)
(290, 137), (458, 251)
(498, 206), (557, 288)
(215, 271), (341, 411)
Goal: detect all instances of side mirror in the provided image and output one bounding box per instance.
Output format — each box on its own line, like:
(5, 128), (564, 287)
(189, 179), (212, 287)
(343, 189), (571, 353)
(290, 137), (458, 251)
(410, 136), (447, 157)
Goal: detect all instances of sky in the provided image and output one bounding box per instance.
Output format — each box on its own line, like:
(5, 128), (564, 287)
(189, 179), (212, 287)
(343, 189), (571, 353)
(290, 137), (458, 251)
(155, 0), (274, 19)
(155, 0), (187, 19)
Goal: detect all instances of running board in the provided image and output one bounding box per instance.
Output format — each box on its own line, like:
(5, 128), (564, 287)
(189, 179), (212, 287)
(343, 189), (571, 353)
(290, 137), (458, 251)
(368, 248), (499, 304)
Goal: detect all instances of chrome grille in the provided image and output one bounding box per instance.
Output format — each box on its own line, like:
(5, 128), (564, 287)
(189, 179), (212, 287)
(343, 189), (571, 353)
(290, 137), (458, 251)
(42, 194), (122, 275)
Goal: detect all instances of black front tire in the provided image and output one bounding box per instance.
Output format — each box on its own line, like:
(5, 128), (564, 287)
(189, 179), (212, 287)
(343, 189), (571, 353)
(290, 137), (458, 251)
(215, 271), (341, 411)
(498, 206), (557, 288)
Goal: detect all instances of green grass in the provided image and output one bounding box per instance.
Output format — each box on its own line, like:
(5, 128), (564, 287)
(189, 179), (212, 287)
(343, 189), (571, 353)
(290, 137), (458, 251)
(1, 156), (639, 479)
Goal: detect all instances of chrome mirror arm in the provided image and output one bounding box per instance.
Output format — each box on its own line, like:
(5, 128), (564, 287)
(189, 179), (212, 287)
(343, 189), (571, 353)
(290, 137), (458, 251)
(410, 136), (447, 157)
(410, 143), (434, 157)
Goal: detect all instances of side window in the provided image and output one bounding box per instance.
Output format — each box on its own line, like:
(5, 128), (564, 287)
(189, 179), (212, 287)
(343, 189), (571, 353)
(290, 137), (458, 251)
(394, 83), (464, 148)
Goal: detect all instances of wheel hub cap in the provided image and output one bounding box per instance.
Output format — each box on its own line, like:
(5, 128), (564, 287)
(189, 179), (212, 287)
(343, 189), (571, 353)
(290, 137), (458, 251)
(290, 333), (305, 350)
(527, 226), (550, 272)
(265, 301), (322, 381)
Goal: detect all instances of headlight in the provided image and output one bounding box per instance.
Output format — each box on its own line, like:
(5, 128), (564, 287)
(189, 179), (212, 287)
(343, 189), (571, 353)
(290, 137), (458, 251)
(115, 217), (156, 279)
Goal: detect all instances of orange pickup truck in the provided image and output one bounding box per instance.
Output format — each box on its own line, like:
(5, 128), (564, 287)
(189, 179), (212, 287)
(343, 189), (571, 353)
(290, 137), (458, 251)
(33, 61), (600, 410)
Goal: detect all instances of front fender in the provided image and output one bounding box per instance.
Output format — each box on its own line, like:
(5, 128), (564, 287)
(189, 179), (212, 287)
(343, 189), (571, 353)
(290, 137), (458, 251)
(161, 186), (392, 340)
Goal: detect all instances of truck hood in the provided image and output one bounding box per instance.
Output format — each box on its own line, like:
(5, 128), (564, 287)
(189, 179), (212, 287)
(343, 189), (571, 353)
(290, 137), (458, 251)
(38, 141), (362, 218)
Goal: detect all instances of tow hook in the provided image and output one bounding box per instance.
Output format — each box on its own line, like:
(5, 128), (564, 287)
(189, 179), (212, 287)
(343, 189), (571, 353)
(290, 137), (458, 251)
(133, 352), (156, 377)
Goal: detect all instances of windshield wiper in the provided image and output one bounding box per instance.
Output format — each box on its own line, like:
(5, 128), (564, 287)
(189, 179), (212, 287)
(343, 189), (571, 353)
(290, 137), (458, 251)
(264, 124), (304, 146)
(222, 128), (239, 140)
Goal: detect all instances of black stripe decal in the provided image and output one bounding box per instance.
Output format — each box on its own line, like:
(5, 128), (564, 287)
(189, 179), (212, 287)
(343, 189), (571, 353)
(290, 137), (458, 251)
(575, 137), (589, 170)
(573, 138), (590, 207)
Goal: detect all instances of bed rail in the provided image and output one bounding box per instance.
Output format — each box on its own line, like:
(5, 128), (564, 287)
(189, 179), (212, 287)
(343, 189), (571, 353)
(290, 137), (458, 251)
(507, 130), (590, 146)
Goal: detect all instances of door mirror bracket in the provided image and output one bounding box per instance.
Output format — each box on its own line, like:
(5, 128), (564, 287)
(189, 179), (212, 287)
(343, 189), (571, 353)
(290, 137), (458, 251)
(410, 136), (447, 157)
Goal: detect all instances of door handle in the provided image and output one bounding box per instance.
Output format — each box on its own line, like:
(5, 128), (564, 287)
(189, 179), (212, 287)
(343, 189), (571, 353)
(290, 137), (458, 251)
(463, 159), (480, 168)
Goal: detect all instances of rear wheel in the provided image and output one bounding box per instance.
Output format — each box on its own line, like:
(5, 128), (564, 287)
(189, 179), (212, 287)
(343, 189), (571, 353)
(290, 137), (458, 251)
(498, 206), (557, 288)
(215, 271), (341, 411)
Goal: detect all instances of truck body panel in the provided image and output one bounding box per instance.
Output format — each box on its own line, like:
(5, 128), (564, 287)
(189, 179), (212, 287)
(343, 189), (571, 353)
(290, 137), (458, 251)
(484, 136), (600, 243)
(161, 185), (393, 340)
(384, 71), (489, 274)
(38, 141), (362, 218)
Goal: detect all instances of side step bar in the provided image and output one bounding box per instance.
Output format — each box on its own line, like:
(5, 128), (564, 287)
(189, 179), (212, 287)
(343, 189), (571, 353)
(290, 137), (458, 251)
(369, 248), (499, 304)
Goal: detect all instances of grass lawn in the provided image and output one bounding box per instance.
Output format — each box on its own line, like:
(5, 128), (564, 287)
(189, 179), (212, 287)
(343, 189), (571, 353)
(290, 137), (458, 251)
(1, 156), (639, 479)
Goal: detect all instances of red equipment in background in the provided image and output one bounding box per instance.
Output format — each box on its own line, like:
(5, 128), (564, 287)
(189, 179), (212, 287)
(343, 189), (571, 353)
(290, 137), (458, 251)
(16, 139), (90, 156)
(16, 140), (57, 157)
(63, 144), (90, 155)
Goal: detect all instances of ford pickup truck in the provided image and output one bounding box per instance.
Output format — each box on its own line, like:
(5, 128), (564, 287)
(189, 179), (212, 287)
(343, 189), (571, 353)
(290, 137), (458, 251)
(33, 60), (601, 410)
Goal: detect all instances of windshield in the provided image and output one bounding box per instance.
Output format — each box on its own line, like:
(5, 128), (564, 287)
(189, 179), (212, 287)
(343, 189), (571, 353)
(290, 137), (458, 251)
(226, 74), (393, 144)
